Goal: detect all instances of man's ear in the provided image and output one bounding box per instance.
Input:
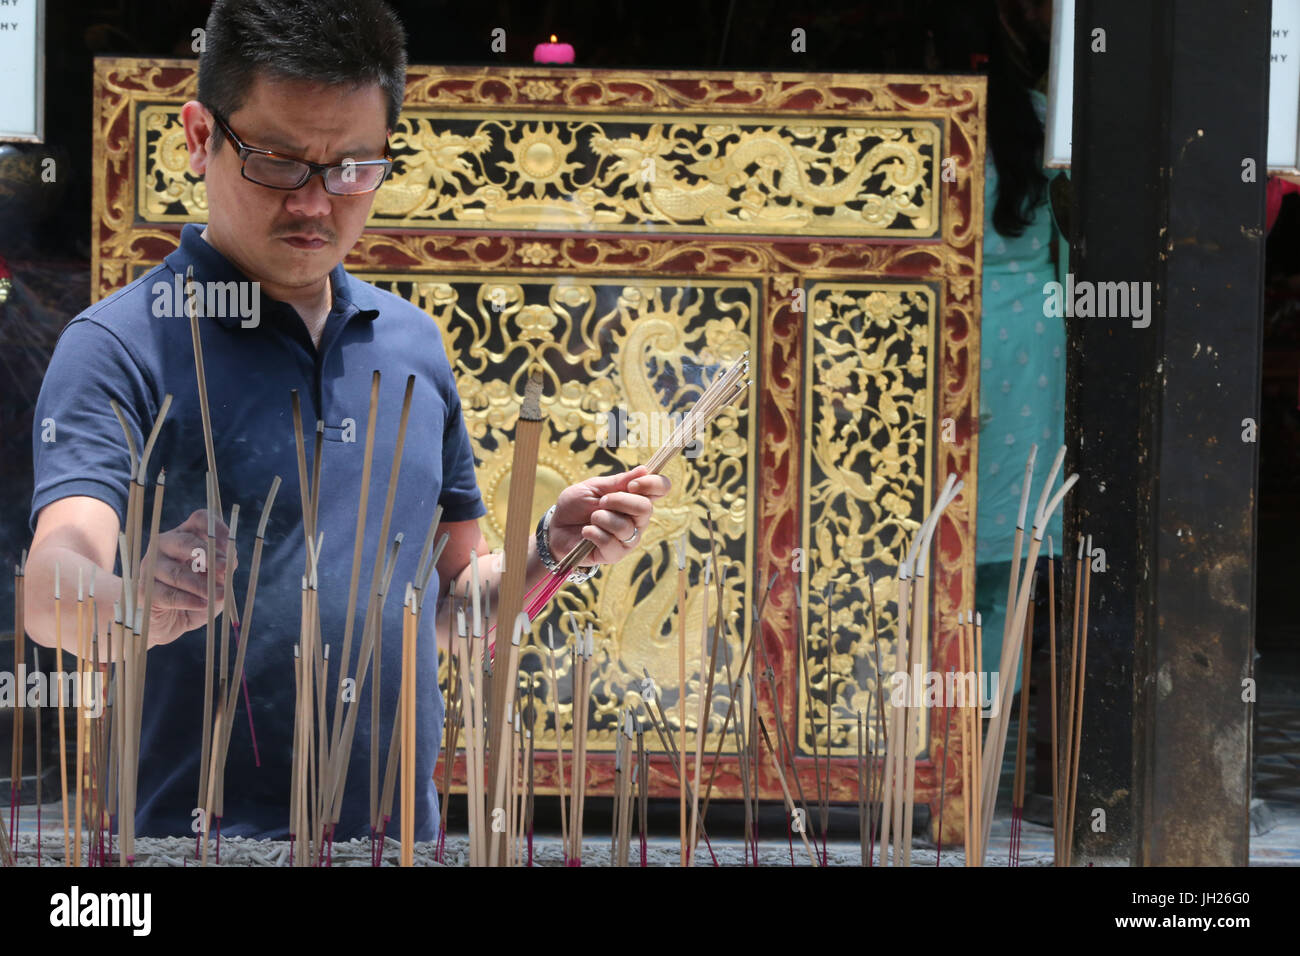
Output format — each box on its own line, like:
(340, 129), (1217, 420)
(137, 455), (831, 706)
(180, 100), (215, 175)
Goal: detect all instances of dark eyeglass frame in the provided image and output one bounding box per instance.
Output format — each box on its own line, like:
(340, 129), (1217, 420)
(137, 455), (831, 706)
(208, 109), (393, 195)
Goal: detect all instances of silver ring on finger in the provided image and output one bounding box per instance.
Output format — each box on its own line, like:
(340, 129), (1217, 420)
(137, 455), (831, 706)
(621, 526), (640, 545)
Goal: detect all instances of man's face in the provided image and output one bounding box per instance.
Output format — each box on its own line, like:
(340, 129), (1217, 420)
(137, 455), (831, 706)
(182, 74), (389, 293)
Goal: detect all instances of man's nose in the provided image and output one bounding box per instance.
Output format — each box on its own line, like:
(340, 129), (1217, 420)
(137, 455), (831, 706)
(283, 172), (332, 218)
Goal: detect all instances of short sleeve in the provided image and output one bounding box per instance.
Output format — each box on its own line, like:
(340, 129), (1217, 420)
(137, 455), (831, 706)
(437, 385), (486, 523)
(30, 319), (156, 532)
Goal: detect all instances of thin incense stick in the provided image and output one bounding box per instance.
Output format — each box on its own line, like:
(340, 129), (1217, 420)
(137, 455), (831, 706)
(1046, 538), (1060, 864)
(688, 556), (712, 865)
(1060, 532), (1083, 862)
(214, 478), (280, 822)
(1065, 534), (1092, 867)
(756, 708), (819, 866)
(400, 587), (416, 867)
(1011, 572), (1037, 866)
(640, 685), (715, 850)
(794, 584), (824, 857)
(11, 553), (25, 842)
(74, 575), (87, 867)
(819, 583), (834, 860)
(54, 565), (68, 864)
(197, 474), (218, 820)
(674, 533), (687, 866)
(879, 556), (908, 866)
(327, 372), (381, 811)
(936, 666), (954, 865)
(958, 612), (971, 865)
(901, 476), (961, 865)
(545, 625), (569, 860)
(185, 266), (222, 518)
(698, 581), (765, 822)
(752, 583), (816, 851)
(974, 612), (983, 865)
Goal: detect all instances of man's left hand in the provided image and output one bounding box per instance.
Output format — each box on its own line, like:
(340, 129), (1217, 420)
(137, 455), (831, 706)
(548, 465), (671, 566)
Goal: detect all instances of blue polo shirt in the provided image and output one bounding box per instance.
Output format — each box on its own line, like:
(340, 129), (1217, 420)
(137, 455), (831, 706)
(30, 223), (486, 840)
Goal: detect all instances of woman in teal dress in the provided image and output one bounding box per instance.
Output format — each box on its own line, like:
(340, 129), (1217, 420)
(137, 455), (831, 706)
(974, 3), (1065, 681)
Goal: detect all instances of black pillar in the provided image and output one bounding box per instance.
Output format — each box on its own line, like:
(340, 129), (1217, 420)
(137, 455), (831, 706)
(1069, 0), (1266, 865)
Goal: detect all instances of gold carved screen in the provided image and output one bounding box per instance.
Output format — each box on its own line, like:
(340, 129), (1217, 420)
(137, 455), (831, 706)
(94, 60), (984, 825)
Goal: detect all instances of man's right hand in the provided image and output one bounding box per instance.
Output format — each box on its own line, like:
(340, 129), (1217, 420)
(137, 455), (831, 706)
(26, 496), (237, 655)
(141, 508), (237, 646)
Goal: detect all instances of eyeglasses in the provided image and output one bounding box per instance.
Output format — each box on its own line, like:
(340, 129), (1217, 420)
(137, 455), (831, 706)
(209, 110), (393, 196)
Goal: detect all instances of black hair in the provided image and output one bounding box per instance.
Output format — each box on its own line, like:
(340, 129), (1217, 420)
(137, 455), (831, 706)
(985, 1), (1051, 238)
(198, 0), (407, 147)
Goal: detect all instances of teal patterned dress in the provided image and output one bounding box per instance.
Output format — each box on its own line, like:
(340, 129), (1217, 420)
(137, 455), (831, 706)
(975, 89), (1066, 677)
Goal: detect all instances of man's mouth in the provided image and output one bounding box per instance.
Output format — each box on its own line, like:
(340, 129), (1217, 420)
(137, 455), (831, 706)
(278, 234), (333, 250)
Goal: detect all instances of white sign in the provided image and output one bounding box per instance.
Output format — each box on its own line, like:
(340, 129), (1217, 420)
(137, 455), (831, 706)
(1046, 0), (1299, 171)
(0, 0), (44, 142)
(1269, 0), (1300, 170)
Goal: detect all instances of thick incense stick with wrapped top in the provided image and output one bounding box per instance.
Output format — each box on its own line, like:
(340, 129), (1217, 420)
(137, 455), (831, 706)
(487, 368), (545, 866)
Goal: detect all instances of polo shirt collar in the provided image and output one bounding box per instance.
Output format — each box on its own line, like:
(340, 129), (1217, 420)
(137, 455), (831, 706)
(162, 223), (380, 329)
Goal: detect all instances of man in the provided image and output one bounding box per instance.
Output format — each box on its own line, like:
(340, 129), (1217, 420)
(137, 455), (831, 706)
(24, 0), (668, 840)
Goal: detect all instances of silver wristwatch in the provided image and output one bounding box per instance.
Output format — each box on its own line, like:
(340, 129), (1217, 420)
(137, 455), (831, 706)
(536, 504), (598, 584)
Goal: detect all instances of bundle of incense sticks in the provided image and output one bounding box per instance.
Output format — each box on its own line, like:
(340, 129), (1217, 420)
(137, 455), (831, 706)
(875, 474), (963, 865)
(565, 617), (594, 865)
(544, 625), (569, 863)
(611, 709), (635, 866)
(435, 585), (462, 863)
(975, 445), (1078, 865)
(1054, 532), (1092, 866)
(525, 352), (750, 621)
(374, 515), (448, 864)
(108, 389), (173, 866)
